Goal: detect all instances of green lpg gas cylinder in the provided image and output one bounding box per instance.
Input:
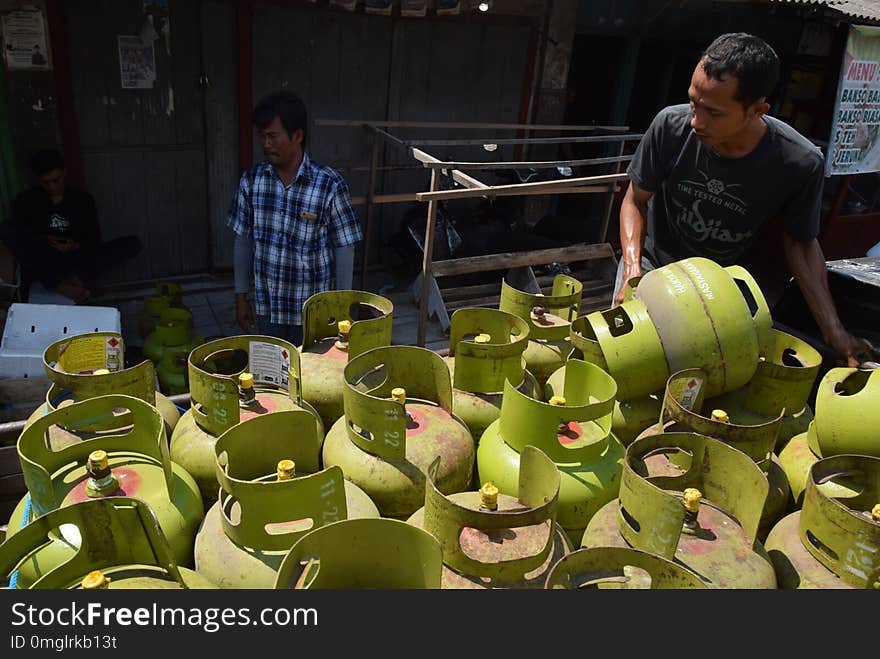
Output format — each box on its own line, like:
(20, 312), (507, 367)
(138, 281), (185, 339)
(194, 410), (379, 589)
(441, 308), (540, 445)
(407, 445), (571, 589)
(1, 498), (214, 590)
(299, 290), (394, 430)
(544, 546), (707, 589)
(589, 258), (772, 400)
(477, 359), (624, 545)
(545, 315), (662, 447)
(157, 344), (190, 396)
(6, 395), (203, 588)
(498, 274), (582, 387)
(581, 432), (777, 589)
(27, 332), (180, 440)
(779, 365), (880, 510)
(274, 518), (443, 589)
(143, 306), (204, 365)
(322, 345), (474, 520)
(765, 455), (880, 589)
(169, 336), (324, 507)
(707, 329), (821, 452)
(636, 368), (790, 540)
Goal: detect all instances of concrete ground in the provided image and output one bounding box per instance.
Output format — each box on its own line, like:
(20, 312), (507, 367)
(87, 269), (450, 353)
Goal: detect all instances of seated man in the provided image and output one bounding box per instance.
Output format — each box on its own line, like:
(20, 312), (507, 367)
(1, 148), (142, 303)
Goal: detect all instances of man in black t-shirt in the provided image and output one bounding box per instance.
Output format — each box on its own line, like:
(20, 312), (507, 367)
(1, 149), (142, 303)
(614, 32), (872, 367)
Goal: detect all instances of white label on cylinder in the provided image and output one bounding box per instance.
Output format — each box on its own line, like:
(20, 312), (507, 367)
(249, 342), (290, 388)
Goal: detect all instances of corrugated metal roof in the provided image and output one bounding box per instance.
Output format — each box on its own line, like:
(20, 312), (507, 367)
(769, 1), (880, 22)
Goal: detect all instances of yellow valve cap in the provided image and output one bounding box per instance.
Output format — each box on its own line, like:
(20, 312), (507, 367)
(873, 504), (880, 522)
(88, 450), (109, 472)
(710, 409), (730, 424)
(93, 368), (111, 376)
(474, 333), (491, 344)
(81, 570), (111, 590)
(391, 387), (406, 404)
(239, 372), (254, 389)
(277, 459), (296, 481)
(549, 395), (566, 406)
(683, 488), (702, 513)
(338, 320), (352, 336)
(480, 482), (499, 510)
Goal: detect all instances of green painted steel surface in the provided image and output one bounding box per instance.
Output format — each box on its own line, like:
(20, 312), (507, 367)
(580, 302), (669, 400)
(632, 258), (772, 398)
(0, 498), (213, 589)
(809, 367), (880, 458)
(34, 332), (180, 436)
(8, 396), (203, 587)
(707, 329), (821, 451)
(194, 410), (379, 589)
(157, 345), (191, 395)
(274, 518), (443, 589)
(139, 282), (185, 338)
(765, 455), (880, 589)
(143, 307), (199, 363)
(300, 290), (394, 429)
(639, 368), (789, 538)
(477, 360), (624, 545)
(544, 546), (707, 589)
(545, 365), (661, 447)
(322, 345), (474, 519)
(407, 446), (570, 588)
(582, 432), (776, 589)
(443, 308), (539, 444)
(777, 432), (819, 511)
(170, 335), (324, 506)
(499, 275), (582, 386)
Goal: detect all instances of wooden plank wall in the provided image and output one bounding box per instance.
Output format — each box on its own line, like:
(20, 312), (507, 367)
(251, 2), (392, 239)
(202, 0), (238, 270)
(64, 0), (209, 282)
(379, 18), (530, 267)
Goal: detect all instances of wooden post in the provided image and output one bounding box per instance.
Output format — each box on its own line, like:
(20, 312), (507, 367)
(599, 140), (627, 243)
(360, 139), (380, 290)
(417, 169), (441, 347)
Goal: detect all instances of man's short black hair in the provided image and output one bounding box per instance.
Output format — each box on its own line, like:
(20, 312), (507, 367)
(701, 33), (780, 109)
(252, 90), (308, 145)
(31, 148), (65, 177)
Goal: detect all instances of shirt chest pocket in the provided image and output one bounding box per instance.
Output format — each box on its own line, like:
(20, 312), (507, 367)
(287, 204), (326, 251)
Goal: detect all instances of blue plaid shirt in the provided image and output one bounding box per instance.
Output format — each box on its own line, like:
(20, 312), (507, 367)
(227, 154), (362, 325)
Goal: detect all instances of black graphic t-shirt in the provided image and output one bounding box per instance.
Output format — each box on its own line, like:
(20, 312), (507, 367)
(11, 185), (101, 244)
(627, 104), (824, 266)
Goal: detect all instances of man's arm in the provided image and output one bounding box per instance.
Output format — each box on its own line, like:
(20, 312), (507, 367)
(227, 173), (256, 333)
(782, 234), (873, 366)
(614, 181), (654, 306)
(234, 233), (255, 333)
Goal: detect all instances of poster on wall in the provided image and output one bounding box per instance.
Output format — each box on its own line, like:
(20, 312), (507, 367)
(118, 35), (156, 89)
(1, 5), (50, 70)
(826, 25), (880, 175)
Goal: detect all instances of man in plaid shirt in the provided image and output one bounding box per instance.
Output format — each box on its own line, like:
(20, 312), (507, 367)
(227, 90), (362, 345)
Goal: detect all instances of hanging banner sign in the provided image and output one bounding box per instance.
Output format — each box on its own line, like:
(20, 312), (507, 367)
(826, 25), (880, 175)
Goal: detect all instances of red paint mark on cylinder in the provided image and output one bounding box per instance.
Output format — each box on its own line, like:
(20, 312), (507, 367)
(557, 421), (583, 445)
(240, 394), (278, 421)
(63, 468), (144, 505)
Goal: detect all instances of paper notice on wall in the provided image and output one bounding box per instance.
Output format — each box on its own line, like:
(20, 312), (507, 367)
(1, 6), (50, 70)
(249, 341), (290, 388)
(118, 35), (156, 89)
(436, 0), (461, 15)
(401, 1), (428, 16)
(365, 0), (393, 15)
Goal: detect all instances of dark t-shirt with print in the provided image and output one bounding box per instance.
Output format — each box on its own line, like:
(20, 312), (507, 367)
(627, 104), (825, 267)
(11, 185), (101, 244)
